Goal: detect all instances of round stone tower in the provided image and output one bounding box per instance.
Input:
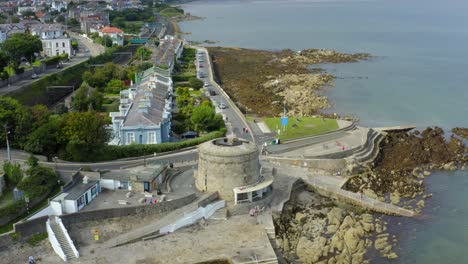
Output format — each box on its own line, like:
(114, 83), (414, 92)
(195, 137), (260, 201)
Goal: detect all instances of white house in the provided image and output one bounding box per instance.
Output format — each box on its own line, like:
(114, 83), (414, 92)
(109, 68), (173, 145)
(51, 1), (68, 11)
(99, 26), (124, 46)
(30, 24), (73, 57)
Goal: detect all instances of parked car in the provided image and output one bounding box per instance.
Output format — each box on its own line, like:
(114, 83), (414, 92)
(204, 83), (211, 87)
(199, 64), (204, 68)
(209, 90), (217, 96)
(56, 63), (63, 69)
(31, 74), (38, 79)
(219, 103), (227, 109)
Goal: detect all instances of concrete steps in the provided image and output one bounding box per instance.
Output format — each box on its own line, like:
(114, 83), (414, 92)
(50, 221), (76, 261)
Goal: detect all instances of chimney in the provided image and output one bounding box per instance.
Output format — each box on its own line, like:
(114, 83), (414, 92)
(83, 175), (89, 184)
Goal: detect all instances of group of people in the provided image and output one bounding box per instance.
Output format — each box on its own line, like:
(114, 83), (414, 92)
(242, 127), (249, 133)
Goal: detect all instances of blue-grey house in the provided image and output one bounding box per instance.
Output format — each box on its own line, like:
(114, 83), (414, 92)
(109, 68), (174, 145)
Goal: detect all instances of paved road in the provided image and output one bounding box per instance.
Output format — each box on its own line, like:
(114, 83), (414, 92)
(0, 33), (104, 96)
(194, 47), (254, 142)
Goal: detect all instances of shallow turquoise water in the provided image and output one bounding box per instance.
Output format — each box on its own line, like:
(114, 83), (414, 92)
(180, 0), (468, 262)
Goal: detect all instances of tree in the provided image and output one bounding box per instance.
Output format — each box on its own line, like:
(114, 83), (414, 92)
(113, 17), (126, 29)
(1, 33), (42, 67)
(26, 155), (39, 168)
(24, 116), (64, 158)
(71, 82), (90, 112)
(71, 40), (78, 50)
(102, 35), (113, 47)
(88, 88), (104, 111)
(136, 47), (152, 61)
(56, 15), (65, 23)
(17, 165), (57, 199)
(105, 79), (126, 94)
(62, 111), (110, 161)
(11, 16), (20, 23)
(189, 77), (204, 90)
(191, 104), (224, 133)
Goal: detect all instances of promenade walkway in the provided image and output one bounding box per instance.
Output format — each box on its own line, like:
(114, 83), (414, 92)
(267, 163), (416, 217)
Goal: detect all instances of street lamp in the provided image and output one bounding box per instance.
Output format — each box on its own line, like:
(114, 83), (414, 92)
(53, 156), (58, 170)
(4, 125), (11, 161)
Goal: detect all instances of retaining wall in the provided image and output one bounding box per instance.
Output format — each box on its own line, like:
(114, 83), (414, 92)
(13, 193), (197, 238)
(266, 156), (347, 173)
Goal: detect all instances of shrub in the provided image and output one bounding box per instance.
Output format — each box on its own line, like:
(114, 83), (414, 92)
(27, 232), (48, 246)
(95, 129), (226, 161)
(189, 77), (204, 90)
(172, 75), (195, 82)
(42, 56), (61, 66)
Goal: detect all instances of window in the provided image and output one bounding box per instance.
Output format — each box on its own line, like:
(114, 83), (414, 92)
(91, 186), (97, 196)
(56, 42), (58, 48)
(127, 132), (135, 144)
(77, 195), (85, 207)
(148, 132), (156, 144)
(62, 42), (65, 47)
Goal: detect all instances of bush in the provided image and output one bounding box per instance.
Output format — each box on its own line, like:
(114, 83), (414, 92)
(27, 232), (48, 246)
(42, 56), (61, 66)
(172, 75), (195, 82)
(95, 129), (226, 161)
(0, 200), (25, 217)
(17, 166), (57, 199)
(189, 77), (204, 90)
(3, 162), (23, 186)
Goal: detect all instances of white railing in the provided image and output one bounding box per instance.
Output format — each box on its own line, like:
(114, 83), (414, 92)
(56, 217), (80, 258)
(160, 200), (225, 233)
(46, 218), (66, 262)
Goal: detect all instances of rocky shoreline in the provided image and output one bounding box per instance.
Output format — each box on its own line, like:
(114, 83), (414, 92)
(275, 127), (467, 263)
(345, 127), (467, 212)
(274, 191), (398, 263)
(208, 47), (370, 117)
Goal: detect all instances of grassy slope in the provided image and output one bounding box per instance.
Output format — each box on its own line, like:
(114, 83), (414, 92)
(264, 116), (338, 141)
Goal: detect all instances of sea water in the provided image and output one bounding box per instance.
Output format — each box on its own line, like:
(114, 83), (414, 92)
(180, 0), (468, 263)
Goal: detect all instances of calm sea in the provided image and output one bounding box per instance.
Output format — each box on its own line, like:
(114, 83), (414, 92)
(180, 0), (468, 263)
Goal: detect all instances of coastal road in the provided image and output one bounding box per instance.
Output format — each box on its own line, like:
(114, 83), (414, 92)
(194, 46), (255, 143)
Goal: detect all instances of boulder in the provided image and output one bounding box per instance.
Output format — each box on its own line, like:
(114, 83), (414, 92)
(363, 189), (378, 200)
(385, 252), (398, 259)
(327, 207), (344, 226)
(343, 227), (364, 253)
(390, 191), (401, 205)
(296, 236), (327, 263)
(416, 200), (425, 208)
(339, 215), (355, 231)
(360, 214), (373, 223)
(412, 167), (423, 178)
(295, 212), (306, 222)
(423, 170), (431, 176)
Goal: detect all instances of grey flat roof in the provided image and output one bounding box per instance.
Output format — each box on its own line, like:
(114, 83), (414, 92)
(65, 180), (99, 201)
(101, 164), (166, 182)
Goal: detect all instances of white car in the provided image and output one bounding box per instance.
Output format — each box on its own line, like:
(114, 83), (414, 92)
(204, 83), (211, 87)
(219, 103), (227, 109)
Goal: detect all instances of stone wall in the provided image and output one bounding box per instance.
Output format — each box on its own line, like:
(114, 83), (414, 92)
(196, 140), (260, 201)
(266, 156), (347, 173)
(13, 193), (197, 238)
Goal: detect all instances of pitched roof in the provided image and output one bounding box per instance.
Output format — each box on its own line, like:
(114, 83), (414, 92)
(100, 26), (123, 33)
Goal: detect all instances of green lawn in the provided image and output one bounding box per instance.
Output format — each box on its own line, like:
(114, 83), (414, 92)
(264, 116), (339, 141)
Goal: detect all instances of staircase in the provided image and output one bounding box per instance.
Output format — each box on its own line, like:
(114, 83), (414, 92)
(48, 217), (79, 262)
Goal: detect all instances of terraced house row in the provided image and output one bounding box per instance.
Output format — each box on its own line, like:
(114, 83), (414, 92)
(109, 35), (184, 145)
